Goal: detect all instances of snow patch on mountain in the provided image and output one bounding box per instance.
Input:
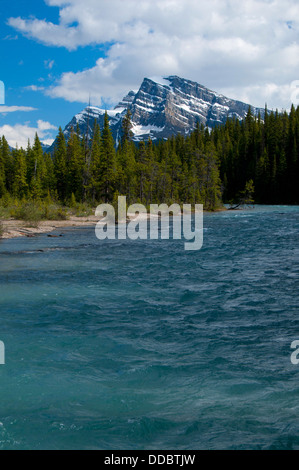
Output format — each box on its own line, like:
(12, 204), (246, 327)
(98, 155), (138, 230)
(149, 76), (172, 88)
(131, 123), (165, 139)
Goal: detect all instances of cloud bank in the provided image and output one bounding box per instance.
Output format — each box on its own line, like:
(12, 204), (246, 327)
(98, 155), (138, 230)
(8, 0), (299, 110)
(0, 106), (37, 113)
(0, 120), (57, 148)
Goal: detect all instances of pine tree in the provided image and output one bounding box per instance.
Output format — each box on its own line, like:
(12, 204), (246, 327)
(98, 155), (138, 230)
(53, 127), (67, 201)
(121, 109), (133, 148)
(12, 148), (28, 197)
(117, 139), (137, 202)
(99, 112), (116, 203)
(66, 127), (85, 201)
(0, 136), (13, 193)
(87, 121), (101, 203)
(30, 133), (47, 199)
(136, 141), (147, 202)
(0, 138), (6, 197)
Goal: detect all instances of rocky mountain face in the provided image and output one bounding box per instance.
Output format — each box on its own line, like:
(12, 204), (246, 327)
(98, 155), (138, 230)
(58, 76), (265, 147)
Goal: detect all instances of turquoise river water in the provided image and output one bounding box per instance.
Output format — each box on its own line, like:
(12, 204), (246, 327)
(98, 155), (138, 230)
(0, 205), (298, 450)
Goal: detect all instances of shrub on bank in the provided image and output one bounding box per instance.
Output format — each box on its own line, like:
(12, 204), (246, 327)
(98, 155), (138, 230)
(0, 199), (69, 226)
(0, 196), (95, 224)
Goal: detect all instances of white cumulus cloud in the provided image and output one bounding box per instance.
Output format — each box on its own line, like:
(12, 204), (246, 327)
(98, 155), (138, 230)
(7, 0), (299, 110)
(0, 120), (57, 148)
(0, 106), (37, 113)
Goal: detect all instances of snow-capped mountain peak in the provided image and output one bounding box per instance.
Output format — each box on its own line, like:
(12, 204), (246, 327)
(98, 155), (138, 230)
(58, 75), (265, 147)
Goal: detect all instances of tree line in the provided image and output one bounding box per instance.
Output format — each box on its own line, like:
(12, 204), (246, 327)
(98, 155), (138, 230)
(0, 106), (298, 211)
(215, 105), (299, 204)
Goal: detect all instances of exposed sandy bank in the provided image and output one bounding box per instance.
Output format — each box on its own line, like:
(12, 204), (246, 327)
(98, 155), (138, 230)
(0, 207), (226, 240)
(0, 215), (99, 240)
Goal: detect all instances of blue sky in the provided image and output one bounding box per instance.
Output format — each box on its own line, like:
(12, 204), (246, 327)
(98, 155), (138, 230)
(1, 0), (299, 147)
(0, 0), (111, 146)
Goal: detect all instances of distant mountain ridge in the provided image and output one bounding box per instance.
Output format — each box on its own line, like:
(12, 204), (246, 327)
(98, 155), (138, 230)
(53, 75), (265, 148)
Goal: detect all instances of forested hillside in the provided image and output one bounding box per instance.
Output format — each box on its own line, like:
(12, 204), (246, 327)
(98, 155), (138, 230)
(215, 105), (299, 204)
(0, 105), (298, 213)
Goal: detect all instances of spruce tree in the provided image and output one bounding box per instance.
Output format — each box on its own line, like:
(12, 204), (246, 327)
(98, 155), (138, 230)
(53, 127), (67, 201)
(121, 109), (133, 148)
(99, 112), (116, 203)
(12, 148), (28, 198)
(30, 133), (47, 199)
(67, 127), (85, 201)
(88, 121), (101, 203)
